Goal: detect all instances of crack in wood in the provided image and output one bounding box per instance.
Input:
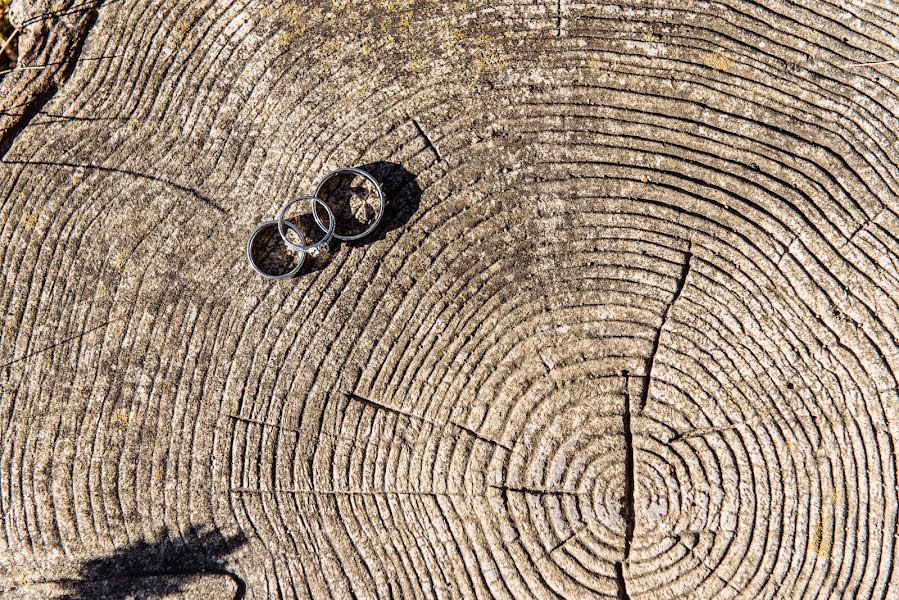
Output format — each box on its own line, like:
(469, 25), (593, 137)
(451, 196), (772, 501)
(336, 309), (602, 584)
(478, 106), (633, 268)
(488, 484), (586, 497)
(0, 65), (47, 77)
(537, 350), (554, 372)
(674, 535), (743, 595)
(410, 118), (443, 162)
(0, 54), (119, 74)
(345, 391), (512, 451)
(547, 530), (577, 555)
(639, 247), (692, 412)
(846, 58), (899, 67)
(776, 236), (799, 266)
(557, 0), (564, 37)
(227, 413), (303, 434)
(226, 413), (412, 451)
(621, 370), (636, 562)
(669, 420), (749, 443)
(0, 0), (107, 157)
(22, 0), (122, 27)
(0, 318), (117, 369)
(230, 488), (471, 497)
(1, 158), (226, 213)
(842, 207), (887, 249)
(534, 527), (586, 562)
(615, 561), (631, 600)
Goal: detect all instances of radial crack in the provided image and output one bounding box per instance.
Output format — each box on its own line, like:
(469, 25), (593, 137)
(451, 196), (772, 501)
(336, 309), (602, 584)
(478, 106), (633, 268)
(535, 527), (586, 562)
(639, 247), (692, 412)
(230, 488), (469, 497)
(621, 371), (636, 561)
(0, 318), (117, 369)
(22, 0), (122, 26)
(548, 531), (577, 555)
(615, 561), (631, 600)
(669, 420), (749, 443)
(227, 413), (303, 434)
(557, 0), (563, 36)
(227, 412), (412, 451)
(1, 159), (226, 213)
(345, 391), (512, 451)
(489, 484), (586, 497)
(411, 118), (443, 162)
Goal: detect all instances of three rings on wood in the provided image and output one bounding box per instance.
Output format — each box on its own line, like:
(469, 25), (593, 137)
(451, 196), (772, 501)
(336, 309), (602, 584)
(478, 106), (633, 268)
(246, 167), (386, 279)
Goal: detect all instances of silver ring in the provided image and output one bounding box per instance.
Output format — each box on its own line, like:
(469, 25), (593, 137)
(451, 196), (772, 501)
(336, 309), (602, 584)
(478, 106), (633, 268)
(276, 195), (335, 257)
(247, 220), (306, 280)
(312, 167), (385, 241)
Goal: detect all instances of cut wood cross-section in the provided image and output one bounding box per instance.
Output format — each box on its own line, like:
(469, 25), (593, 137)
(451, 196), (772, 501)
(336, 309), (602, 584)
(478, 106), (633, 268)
(1, 0), (898, 598)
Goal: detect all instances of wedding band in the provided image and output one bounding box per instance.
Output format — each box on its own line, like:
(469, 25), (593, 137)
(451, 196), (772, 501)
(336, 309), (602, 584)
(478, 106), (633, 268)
(247, 220), (306, 280)
(276, 195), (335, 256)
(312, 167), (385, 241)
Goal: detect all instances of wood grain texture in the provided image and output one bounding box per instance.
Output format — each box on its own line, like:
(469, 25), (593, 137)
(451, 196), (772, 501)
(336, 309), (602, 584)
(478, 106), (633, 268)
(1, 0), (898, 598)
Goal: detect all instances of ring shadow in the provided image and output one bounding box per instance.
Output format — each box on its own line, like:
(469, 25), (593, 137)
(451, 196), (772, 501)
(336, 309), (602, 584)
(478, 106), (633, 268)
(334, 161), (422, 248)
(250, 162), (421, 278)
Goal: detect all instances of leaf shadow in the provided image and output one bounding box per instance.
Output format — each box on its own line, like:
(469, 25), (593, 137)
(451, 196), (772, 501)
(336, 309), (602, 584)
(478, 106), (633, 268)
(60, 527), (247, 600)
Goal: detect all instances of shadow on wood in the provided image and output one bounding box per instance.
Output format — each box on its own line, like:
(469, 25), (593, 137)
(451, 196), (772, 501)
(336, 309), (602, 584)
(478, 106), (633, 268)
(60, 527), (246, 600)
(301, 160), (422, 275)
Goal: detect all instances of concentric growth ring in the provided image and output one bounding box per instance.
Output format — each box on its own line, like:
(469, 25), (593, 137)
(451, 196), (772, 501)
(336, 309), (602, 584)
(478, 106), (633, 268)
(9, 1), (896, 598)
(276, 195), (335, 256)
(312, 167), (385, 241)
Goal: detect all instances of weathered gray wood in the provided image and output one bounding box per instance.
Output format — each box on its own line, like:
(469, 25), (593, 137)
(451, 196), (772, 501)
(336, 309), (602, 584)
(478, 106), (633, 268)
(1, 0), (898, 598)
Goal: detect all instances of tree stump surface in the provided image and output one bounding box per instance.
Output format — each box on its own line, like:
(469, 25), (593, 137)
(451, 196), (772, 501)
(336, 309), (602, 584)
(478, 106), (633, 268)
(1, 0), (898, 598)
